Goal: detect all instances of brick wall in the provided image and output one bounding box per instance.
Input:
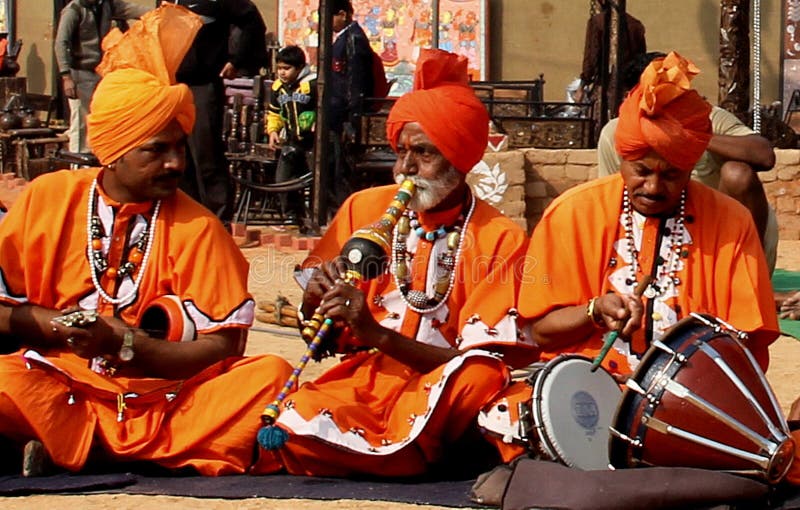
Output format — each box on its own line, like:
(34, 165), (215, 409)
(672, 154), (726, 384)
(477, 148), (800, 239)
(765, 150), (800, 240)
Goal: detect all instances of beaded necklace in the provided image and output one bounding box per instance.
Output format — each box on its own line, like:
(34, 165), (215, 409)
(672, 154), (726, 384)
(85, 178), (160, 306)
(391, 193), (476, 313)
(408, 211), (453, 242)
(621, 187), (687, 299)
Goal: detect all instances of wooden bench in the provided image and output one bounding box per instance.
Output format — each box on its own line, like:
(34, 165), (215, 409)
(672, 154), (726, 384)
(486, 98), (595, 149)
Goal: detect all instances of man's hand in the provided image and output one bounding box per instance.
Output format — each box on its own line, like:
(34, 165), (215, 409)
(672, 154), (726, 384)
(302, 259), (380, 341)
(219, 62), (237, 79)
(317, 277), (379, 341)
(51, 313), (127, 359)
(593, 292), (644, 338)
(61, 74), (77, 100)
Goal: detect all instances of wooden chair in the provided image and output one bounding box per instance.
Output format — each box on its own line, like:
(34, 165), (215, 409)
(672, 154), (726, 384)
(223, 77), (314, 227)
(344, 96), (397, 191)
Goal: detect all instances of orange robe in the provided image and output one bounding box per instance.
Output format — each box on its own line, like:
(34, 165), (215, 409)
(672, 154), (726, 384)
(0, 168), (292, 475)
(521, 175), (777, 371)
(482, 175), (779, 463)
(253, 185), (536, 477)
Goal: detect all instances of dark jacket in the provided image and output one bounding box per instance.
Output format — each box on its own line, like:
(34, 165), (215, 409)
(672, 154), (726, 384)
(160, 0), (267, 85)
(327, 21), (373, 133)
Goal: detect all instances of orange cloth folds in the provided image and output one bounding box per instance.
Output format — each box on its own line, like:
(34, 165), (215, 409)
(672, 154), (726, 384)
(0, 169), (272, 474)
(519, 176), (778, 375)
(386, 49), (488, 173)
(86, 4), (201, 165)
(615, 51), (712, 172)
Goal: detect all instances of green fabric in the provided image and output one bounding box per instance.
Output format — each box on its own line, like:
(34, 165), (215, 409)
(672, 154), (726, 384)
(773, 269), (800, 339)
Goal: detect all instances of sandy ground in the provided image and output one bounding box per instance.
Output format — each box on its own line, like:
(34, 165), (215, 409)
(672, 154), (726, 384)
(4, 240), (800, 509)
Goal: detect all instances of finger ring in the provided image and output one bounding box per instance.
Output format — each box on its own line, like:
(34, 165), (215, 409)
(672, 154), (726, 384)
(344, 299), (351, 307)
(66, 337), (75, 346)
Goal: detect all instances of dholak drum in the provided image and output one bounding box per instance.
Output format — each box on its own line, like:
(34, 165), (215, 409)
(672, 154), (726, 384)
(609, 313), (795, 483)
(523, 355), (622, 470)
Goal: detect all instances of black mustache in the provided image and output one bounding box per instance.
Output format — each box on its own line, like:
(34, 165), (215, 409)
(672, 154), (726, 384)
(155, 171), (183, 181)
(634, 193), (666, 202)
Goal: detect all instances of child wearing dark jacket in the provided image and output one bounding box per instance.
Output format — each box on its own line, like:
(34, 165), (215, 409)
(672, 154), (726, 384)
(266, 45), (317, 226)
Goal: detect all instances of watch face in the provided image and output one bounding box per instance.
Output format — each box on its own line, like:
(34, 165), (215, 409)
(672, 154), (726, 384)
(119, 346), (134, 362)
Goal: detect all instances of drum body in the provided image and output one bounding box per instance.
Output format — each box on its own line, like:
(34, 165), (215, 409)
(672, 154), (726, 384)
(609, 314), (794, 483)
(140, 295), (196, 342)
(526, 355), (621, 470)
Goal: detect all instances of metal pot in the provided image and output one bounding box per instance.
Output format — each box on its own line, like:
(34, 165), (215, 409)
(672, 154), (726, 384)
(20, 110), (40, 129)
(0, 109), (21, 130)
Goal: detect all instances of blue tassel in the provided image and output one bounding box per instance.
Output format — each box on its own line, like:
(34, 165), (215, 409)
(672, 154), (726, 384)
(257, 424), (289, 450)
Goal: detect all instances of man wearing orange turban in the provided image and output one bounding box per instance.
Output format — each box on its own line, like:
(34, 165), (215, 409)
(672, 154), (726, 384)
(597, 52), (777, 274)
(251, 48), (535, 478)
(481, 52), (779, 466)
(0, 5), (292, 476)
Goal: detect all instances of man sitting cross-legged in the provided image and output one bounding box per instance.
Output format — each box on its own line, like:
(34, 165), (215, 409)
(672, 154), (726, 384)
(0, 5), (292, 477)
(252, 49), (537, 478)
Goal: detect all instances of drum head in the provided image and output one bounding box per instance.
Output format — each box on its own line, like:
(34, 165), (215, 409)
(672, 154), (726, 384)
(533, 356), (621, 470)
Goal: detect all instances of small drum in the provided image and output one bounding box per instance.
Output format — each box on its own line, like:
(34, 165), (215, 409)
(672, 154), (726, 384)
(521, 355), (622, 470)
(609, 313), (795, 483)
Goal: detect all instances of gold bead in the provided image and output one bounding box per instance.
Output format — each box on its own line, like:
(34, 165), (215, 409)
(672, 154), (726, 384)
(447, 232), (460, 251)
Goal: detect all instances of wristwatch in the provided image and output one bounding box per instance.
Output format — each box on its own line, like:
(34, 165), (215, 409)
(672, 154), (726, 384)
(118, 329), (135, 362)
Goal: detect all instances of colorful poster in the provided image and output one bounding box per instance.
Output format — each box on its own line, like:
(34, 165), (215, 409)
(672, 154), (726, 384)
(278, 0), (487, 96)
(0, 0), (8, 35)
(783, 0), (800, 123)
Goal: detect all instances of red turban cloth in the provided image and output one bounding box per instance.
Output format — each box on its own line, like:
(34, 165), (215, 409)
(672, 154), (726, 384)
(386, 49), (489, 174)
(87, 4), (201, 165)
(615, 52), (712, 172)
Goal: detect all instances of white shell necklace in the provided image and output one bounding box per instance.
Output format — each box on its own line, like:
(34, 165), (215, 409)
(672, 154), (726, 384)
(621, 187), (687, 299)
(85, 178), (160, 306)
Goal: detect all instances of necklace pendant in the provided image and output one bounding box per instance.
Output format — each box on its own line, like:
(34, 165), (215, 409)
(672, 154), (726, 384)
(405, 290), (430, 308)
(643, 284), (658, 299)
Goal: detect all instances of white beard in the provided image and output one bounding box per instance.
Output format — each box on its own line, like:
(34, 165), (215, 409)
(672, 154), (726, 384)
(395, 167), (462, 211)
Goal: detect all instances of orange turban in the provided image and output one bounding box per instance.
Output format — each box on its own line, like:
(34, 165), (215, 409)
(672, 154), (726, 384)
(615, 52), (712, 172)
(386, 49), (489, 173)
(86, 4), (202, 165)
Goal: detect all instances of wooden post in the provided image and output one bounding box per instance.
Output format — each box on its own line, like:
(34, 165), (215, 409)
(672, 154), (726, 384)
(719, 0), (751, 116)
(311, 0), (333, 230)
(599, 1), (610, 127)
(609, 0), (626, 119)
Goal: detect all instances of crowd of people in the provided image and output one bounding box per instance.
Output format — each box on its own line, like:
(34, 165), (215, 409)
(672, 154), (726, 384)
(3, 0), (800, 505)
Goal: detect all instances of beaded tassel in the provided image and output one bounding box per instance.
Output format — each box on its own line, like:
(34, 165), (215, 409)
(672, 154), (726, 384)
(258, 317), (334, 450)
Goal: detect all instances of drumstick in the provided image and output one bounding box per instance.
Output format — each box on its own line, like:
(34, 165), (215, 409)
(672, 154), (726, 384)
(590, 275), (652, 372)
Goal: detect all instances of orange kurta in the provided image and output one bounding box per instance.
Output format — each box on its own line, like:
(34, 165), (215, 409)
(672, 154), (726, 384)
(481, 174), (779, 463)
(521, 175), (778, 373)
(253, 185), (535, 477)
(0, 168), (292, 475)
